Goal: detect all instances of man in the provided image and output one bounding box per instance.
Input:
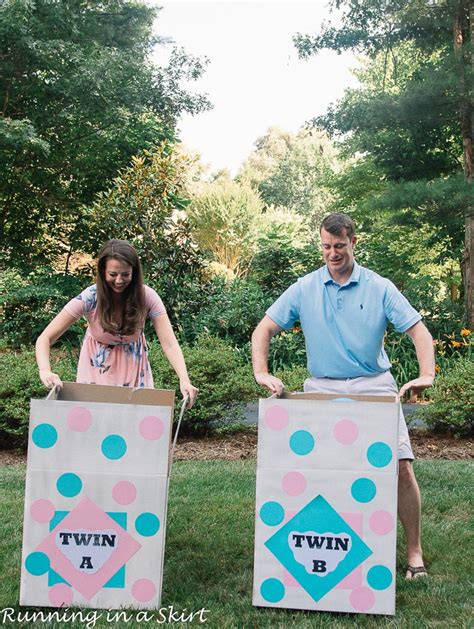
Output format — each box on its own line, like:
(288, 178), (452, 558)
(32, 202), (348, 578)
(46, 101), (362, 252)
(252, 212), (434, 579)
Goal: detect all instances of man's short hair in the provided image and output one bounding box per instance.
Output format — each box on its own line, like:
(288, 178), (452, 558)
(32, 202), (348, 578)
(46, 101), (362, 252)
(320, 213), (355, 240)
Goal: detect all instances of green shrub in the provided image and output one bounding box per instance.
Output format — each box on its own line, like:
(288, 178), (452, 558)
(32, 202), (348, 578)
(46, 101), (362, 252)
(0, 269), (86, 347)
(385, 331), (420, 388)
(385, 326), (472, 393)
(0, 335), (259, 447)
(419, 357), (473, 437)
(0, 348), (77, 449)
(274, 365), (310, 392)
(149, 334), (258, 435)
(179, 278), (272, 346)
(237, 328), (307, 374)
(249, 238), (322, 300)
(268, 329), (307, 372)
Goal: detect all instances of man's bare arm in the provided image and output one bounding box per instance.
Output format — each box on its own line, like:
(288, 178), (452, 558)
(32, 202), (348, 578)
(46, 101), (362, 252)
(399, 321), (435, 397)
(251, 315), (285, 395)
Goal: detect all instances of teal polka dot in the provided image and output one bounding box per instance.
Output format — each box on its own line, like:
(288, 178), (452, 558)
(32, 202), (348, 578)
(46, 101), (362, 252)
(367, 565), (393, 590)
(32, 424), (57, 448)
(56, 473), (82, 497)
(260, 501), (284, 526)
(260, 578), (285, 603)
(135, 512), (160, 536)
(25, 551), (50, 576)
(351, 478), (376, 503)
(367, 442), (393, 468)
(289, 430), (314, 456)
(101, 435), (127, 460)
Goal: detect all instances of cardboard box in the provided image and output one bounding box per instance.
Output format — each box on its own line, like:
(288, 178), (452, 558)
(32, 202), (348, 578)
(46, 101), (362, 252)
(253, 392), (399, 615)
(20, 382), (174, 609)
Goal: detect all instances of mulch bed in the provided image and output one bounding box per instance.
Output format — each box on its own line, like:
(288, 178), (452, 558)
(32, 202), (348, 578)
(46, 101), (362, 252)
(173, 429), (473, 461)
(409, 430), (473, 460)
(1, 430), (472, 465)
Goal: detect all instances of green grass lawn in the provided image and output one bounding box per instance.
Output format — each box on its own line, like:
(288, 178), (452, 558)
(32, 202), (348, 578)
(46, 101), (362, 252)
(0, 460), (472, 628)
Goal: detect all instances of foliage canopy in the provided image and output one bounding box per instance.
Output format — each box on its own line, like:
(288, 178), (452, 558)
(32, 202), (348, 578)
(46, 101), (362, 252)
(0, 0), (210, 267)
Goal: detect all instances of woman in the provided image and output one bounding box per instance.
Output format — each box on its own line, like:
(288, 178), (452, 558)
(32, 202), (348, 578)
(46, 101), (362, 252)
(36, 239), (198, 407)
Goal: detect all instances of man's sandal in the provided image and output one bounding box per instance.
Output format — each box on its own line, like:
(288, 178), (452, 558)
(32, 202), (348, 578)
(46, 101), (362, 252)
(405, 565), (428, 579)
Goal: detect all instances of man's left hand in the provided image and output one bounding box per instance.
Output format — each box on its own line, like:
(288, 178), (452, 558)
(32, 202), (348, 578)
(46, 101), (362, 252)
(399, 375), (434, 398)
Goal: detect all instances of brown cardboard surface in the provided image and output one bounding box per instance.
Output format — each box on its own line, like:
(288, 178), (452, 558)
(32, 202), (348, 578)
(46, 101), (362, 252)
(280, 391), (398, 403)
(46, 381), (175, 407)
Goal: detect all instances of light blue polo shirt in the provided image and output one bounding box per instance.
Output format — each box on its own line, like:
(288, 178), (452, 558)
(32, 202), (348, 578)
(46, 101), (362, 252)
(266, 262), (421, 378)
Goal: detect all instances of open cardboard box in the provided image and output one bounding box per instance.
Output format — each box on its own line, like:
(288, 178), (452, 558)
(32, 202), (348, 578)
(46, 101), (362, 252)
(253, 391), (399, 615)
(20, 382), (175, 609)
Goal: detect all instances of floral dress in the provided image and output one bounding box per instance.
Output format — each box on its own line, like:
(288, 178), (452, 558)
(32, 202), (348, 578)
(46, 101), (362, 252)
(63, 285), (165, 388)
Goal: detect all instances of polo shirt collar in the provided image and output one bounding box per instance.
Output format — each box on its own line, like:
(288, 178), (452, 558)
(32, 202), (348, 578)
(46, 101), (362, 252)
(322, 261), (361, 286)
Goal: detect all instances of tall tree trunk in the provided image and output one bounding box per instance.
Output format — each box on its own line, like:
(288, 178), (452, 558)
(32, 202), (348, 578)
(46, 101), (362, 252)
(466, 215), (474, 327)
(455, 0), (473, 327)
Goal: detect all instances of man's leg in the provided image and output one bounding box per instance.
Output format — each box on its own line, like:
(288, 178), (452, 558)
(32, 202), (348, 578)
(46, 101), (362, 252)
(352, 373), (427, 575)
(398, 459), (426, 576)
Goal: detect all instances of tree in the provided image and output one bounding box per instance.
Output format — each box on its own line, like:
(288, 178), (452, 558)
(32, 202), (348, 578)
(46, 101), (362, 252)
(249, 216), (322, 298)
(295, 0), (473, 325)
(187, 179), (265, 278)
(84, 142), (205, 326)
(239, 126), (339, 224)
(0, 0), (210, 268)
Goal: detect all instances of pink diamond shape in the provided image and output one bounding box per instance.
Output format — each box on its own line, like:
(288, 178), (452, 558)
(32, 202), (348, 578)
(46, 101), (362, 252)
(36, 497), (141, 600)
(336, 512), (363, 590)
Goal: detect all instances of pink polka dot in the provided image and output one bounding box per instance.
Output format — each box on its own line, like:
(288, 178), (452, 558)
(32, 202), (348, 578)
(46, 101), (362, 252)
(48, 584), (73, 607)
(67, 407), (92, 432)
(132, 578), (156, 602)
(334, 419), (359, 444)
(139, 416), (164, 440)
(350, 586), (375, 612)
(369, 510), (395, 535)
(264, 405), (289, 430)
(30, 499), (55, 523)
(282, 472), (307, 496)
(112, 481), (137, 505)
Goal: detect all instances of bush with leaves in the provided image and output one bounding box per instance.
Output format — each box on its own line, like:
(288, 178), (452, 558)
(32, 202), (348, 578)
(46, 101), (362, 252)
(418, 358), (473, 437)
(148, 334), (258, 435)
(274, 365), (310, 392)
(176, 277), (272, 347)
(0, 348), (77, 449)
(268, 329), (307, 372)
(250, 235), (322, 299)
(187, 178), (265, 277)
(0, 269), (86, 348)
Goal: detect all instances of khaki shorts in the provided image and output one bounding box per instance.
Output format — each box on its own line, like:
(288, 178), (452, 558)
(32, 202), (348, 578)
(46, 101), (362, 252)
(303, 371), (414, 460)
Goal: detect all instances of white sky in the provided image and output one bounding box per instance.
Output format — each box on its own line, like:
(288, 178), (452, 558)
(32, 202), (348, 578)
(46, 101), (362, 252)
(153, 1), (360, 174)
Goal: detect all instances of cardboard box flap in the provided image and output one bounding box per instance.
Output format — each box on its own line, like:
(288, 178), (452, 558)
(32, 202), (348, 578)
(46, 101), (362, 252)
(279, 391), (398, 403)
(46, 381), (175, 407)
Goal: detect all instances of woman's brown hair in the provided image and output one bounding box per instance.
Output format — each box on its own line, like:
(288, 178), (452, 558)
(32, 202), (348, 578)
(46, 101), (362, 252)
(96, 240), (146, 336)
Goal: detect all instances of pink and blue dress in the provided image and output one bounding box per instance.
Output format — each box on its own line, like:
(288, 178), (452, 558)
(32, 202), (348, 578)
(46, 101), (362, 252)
(63, 285), (165, 388)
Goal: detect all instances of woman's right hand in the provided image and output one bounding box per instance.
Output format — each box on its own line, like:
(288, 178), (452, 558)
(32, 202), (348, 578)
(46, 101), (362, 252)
(39, 369), (63, 390)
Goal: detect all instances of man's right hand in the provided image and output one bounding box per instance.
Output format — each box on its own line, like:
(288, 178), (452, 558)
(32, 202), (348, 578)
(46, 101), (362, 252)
(254, 372), (285, 396)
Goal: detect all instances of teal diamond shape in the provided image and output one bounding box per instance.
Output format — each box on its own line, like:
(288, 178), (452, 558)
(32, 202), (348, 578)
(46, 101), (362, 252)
(265, 495), (372, 602)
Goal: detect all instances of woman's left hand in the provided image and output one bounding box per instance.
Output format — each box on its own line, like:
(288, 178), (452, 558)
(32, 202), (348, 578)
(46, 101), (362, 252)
(180, 380), (199, 408)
